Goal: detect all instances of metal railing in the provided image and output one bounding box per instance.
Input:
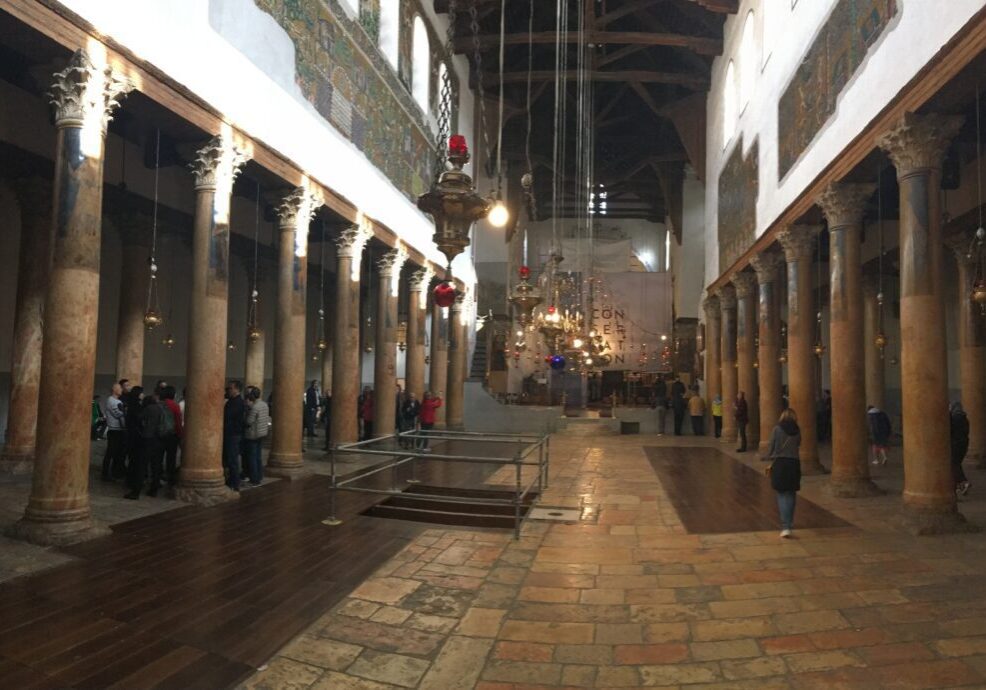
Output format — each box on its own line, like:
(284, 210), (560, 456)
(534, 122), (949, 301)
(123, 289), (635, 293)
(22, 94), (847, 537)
(322, 429), (550, 539)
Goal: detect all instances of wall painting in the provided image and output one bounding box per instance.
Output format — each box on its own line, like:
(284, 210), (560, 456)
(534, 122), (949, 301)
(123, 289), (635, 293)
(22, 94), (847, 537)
(718, 137), (759, 275)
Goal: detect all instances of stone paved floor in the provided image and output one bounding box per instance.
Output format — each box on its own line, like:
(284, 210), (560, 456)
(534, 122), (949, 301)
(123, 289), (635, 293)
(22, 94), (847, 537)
(241, 432), (986, 689)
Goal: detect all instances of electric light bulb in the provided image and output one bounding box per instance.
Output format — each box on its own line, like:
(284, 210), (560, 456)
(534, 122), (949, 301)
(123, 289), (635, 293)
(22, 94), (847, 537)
(573, 338), (583, 348)
(488, 200), (509, 228)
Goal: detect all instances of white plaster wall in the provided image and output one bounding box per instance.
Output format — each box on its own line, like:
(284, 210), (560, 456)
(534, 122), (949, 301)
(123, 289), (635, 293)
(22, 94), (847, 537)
(704, 0), (984, 285)
(674, 167), (706, 319)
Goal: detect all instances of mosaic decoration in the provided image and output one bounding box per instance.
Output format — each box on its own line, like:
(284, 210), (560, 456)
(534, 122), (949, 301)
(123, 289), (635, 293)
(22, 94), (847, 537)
(778, 0), (899, 179)
(253, 0), (458, 199)
(717, 138), (759, 274)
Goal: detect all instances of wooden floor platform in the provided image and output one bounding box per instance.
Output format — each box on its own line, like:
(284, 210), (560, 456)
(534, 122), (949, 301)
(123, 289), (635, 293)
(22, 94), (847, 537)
(645, 446), (851, 534)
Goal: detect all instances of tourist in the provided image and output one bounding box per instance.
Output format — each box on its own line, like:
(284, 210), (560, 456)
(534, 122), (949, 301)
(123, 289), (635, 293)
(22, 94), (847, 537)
(123, 384), (144, 471)
(688, 389), (706, 436)
(322, 389), (332, 451)
(243, 386), (270, 486)
(817, 390), (832, 443)
(400, 392), (421, 448)
(359, 387), (374, 440)
(867, 405), (891, 466)
(124, 389), (165, 500)
(91, 394), (106, 440)
(671, 377), (687, 436)
(223, 380), (246, 490)
(711, 394), (723, 439)
(653, 375), (668, 435)
(101, 383), (127, 481)
(734, 391), (749, 452)
(305, 380), (319, 437)
(419, 391), (442, 450)
(160, 385), (183, 486)
(766, 408), (802, 539)
(951, 402), (971, 496)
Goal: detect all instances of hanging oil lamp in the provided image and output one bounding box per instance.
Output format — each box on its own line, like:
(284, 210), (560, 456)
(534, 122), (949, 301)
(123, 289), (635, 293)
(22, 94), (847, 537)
(143, 261), (163, 329)
(779, 350), (788, 364)
(508, 265), (542, 326)
(813, 311), (826, 357)
(161, 333), (175, 349)
(227, 340), (236, 351)
(397, 321), (408, 352)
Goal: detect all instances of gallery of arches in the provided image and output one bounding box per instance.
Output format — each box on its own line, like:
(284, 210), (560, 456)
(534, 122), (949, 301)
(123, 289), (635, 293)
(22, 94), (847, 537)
(3, 0), (986, 688)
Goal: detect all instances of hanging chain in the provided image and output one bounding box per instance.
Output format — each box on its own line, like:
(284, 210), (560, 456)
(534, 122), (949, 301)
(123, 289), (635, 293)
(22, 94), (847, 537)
(471, 1), (492, 174)
(434, 0), (456, 182)
(145, 129), (162, 325)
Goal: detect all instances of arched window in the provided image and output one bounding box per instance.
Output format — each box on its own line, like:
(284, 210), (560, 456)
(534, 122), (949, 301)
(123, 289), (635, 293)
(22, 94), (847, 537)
(722, 60), (737, 146)
(739, 11), (755, 108)
(411, 16), (430, 112)
(378, 0), (400, 71)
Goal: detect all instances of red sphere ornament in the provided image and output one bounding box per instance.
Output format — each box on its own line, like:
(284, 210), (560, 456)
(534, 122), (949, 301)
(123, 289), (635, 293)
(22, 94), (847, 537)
(448, 134), (468, 157)
(433, 282), (456, 308)
(544, 355), (552, 363)
(519, 265), (531, 280)
(547, 305), (556, 314)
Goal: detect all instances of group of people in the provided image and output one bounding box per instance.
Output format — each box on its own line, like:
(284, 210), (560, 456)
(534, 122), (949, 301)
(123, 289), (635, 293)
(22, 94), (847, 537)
(221, 380), (270, 490)
(652, 375), (708, 436)
(100, 379), (183, 500)
(357, 385), (443, 448)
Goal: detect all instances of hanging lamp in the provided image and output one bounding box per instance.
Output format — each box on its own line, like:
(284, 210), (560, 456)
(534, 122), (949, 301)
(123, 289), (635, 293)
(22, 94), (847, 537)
(247, 180), (263, 343)
(968, 83), (986, 310)
(874, 163), (889, 356)
(813, 231), (826, 358)
(143, 128), (164, 330)
(314, 220), (328, 352)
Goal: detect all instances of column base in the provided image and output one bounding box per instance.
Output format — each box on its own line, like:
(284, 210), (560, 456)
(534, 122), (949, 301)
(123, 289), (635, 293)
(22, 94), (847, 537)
(0, 449), (34, 475)
(6, 514), (109, 546)
(829, 477), (884, 498)
(175, 478), (239, 506)
(900, 505), (979, 536)
(800, 457), (828, 476)
(266, 461), (312, 481)
(721, 431), (737, 444)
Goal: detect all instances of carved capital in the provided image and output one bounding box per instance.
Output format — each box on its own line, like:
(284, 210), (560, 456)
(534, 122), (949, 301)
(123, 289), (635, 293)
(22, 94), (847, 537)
(730, 271), (757, 298)
(750, 251), (785, 284)
(409, 267), (434, 291)
(816, 182), (876, 229)
(276, 186), (324, 231)
(335, 223), (373, 260)
(378, 246), (409, 277)
(189, 136), (250, 193)
(49, 49), (133, 134)
(715, 284), (737, 310)
(451, 290), (467, 314)
(777, 224), (821, 262)
(877, 112), (964, 176)
(702, 294), (720, 321)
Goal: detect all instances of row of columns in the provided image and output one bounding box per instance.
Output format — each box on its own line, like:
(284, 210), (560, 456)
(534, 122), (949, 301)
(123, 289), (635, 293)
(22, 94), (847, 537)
(0, 50), (469, 546)
(705, 111), (978, 534)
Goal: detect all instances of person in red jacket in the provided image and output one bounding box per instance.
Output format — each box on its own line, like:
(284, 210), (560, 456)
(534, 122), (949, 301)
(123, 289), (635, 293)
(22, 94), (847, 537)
(160, 385), (183, 486)
(418, 391), (442, 450)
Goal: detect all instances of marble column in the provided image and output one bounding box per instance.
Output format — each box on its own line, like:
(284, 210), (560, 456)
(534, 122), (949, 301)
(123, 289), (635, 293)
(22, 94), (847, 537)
(406, 267), (433, 399)
(9, 52), (133, 545)
(114, 212), (152, 384)
(879, 113), (970, 532)
(751, 251), (785, 453)
(716, 285), (738, 443)
(321, 342), (333, 395)
(778, 225), (825, 474)
(947, 238), (986, 466)
(330, 224), (372, 446)
(446, 292), (467, 430)
(702, 294), (721, 430)
(245, 329), (265, 392)
(817, 182), (881, 497)
(176, 136), (249, 505)
(429, 295), (449, 427)
(373, 246), (408, 438)
(268, 187), (322, 477)
(0, 178), (53, 475)
(731, 272), (759, 449)
(862, 274), (886, 411)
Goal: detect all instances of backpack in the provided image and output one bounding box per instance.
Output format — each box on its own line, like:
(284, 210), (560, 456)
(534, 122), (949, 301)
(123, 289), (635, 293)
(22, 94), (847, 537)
(157, 402), (175, 437)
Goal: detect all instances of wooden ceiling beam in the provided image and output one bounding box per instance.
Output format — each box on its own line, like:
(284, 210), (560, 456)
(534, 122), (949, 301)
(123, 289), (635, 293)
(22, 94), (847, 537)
(487, 70), (709, 89)
(453, 30), (721, 56)
(597, 0), (668, 26)
(686, 0), (739, 13)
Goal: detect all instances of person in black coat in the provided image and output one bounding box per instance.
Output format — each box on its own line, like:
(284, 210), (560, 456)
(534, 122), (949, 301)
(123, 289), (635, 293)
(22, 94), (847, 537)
(766, 408), (802, 538)
(670, 377), (687, 436)
(223, 381), (247, 490)
(951, 402), (971, 495)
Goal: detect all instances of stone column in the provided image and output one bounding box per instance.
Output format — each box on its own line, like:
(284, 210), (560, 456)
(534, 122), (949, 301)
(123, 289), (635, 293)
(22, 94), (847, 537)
(751, 251), (785, 453)
(429, 295), (449, 427)
(716, 285), (738, 443)
(879, 113), (970, 532)
(373, 246), (408, 438)
(445, 292), (467, 430)
(321, 342), (333, 395)
(862, 274), (886, 411)
(0, 178), (53, 475)
(406, 267), (433, 399)
(731, 272), (759, 449)
(778, 225), (825, 474)
(9, 52), (133, 545)
(114, 213), (152, 384)
(176, 136), (249, 505)
(268, 187), (322, 477)
(330, 224), (372, 446)
(947, 238), (986, 466)
(702, 294), (721, 429)
(817, 182), (881, 497)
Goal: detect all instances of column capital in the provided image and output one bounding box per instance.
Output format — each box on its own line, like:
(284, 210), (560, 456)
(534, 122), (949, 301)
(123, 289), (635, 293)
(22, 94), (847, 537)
(750, 251), (785, 284)
(48, 49), (133, 133)
(189, 135), (250, 193)
(702, 294), (720, 321)
(409, 266), (435, 310)
(816, 182), (876, 229)
(335, 223), (373, 259)
(715, 284), (737, 310)
(877, 112), (964, 176)
(777, 224), (821, 262)
(378, 245), (409, 278)
(451, 291), (467, 314)
(730, 271), (757, 298)
(276, 186), (324, 231)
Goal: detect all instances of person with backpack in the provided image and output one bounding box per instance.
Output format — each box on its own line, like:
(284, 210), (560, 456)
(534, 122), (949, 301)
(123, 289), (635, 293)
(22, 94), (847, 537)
(243, 386), (270, 486)
(867, 405), (892, 466)
(124, 389), (165, 500)
(160, 385), (183, 486)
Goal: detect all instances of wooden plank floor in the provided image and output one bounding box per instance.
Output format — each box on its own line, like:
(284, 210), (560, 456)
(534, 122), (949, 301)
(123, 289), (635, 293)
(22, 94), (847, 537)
(0, 439), (519, 690)
(645, 446), (851, 534)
